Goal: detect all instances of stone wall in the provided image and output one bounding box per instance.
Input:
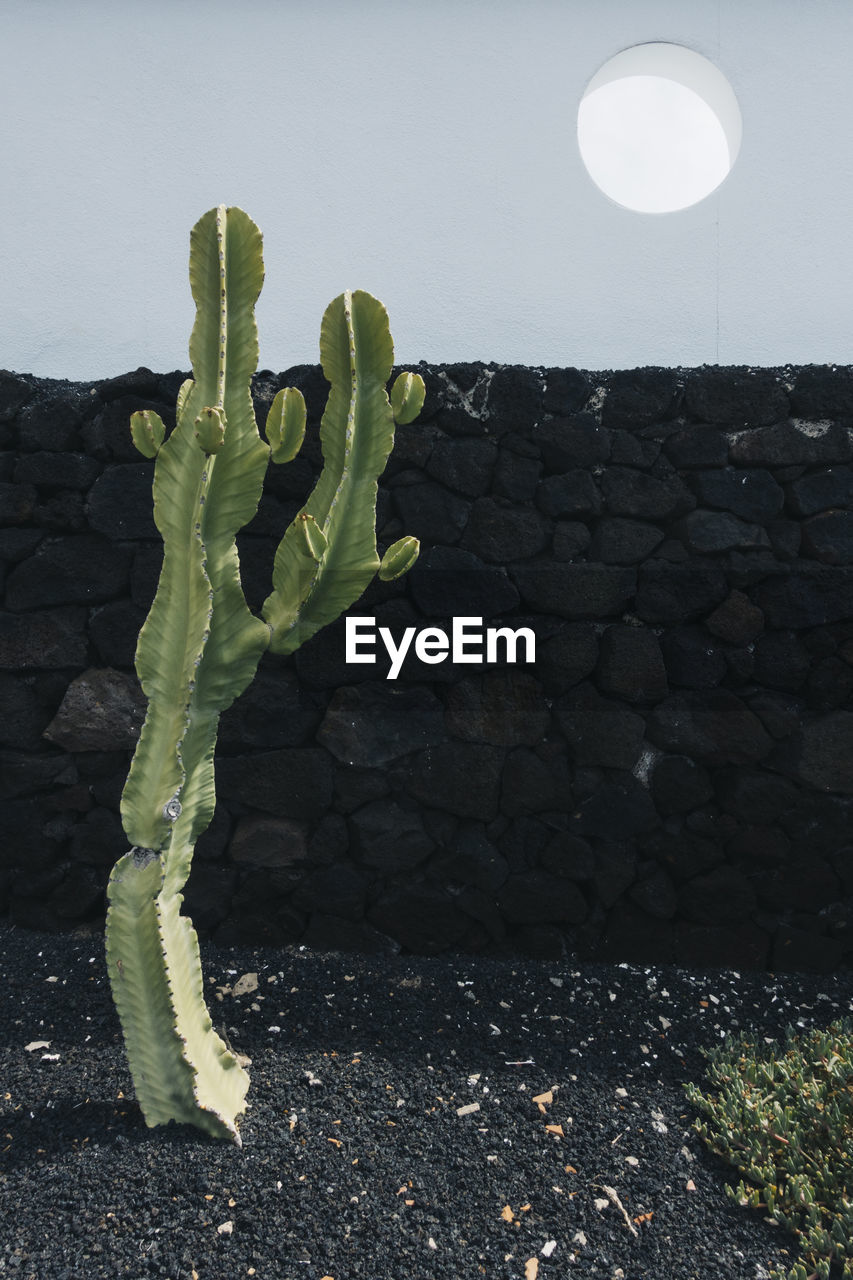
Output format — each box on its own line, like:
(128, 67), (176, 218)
(2, 362), (853, 973)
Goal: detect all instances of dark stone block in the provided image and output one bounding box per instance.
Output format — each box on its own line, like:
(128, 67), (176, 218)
(660, 625), (727, 689)
(552, 521), (592, 560)
(0, 607), (88, 669)
(650, 754), (714, 814)
(786, 466), (853, 517)
(713, 768), (801, 824)
(426, 437), (497, 497)
(684, 368), (789, 425)
(807, 655), (853, 711)
(5, 535), (132, 609)
(608, 431), (661, 468)
(540, 832), (596, 880)
(497, 870), (587, 924)
(754, 858), (840, 912)
(33, 491), (87, 532)
(14, 452), (101, 491)
(752, 567), (853, 628)
(43, 667), (145, 751)
(219, 664), (323, 751)
(589, 518), (664, 563)
(542, 368), (590, 416)
(0, 371), (35, 422)
(487, 365), (544, 431)
(95, 367), (164, 403)
(405, 742), (505, 820)
(728, 825), (791, 865)
(0, 481), (36, 525)
(332, 764), (390, 813)
(705, 590), (764, 644)
(600, 369), (680, 429)
(181, 863), (238, 931)
(0, 528), (44, 563)
(85, 461), (157, 539)
(663, 425), (729, 468)
(801, 510), (853, 563)
(391, 481), (470, 545)
(635, 561), (728, 625)
(678, 509), (769, 553)
(678, 863), (757, 925)
(538, 622), (599, 692)
(790, 366), (853, 418)
(367, 884), (470, 954)
(536, 470), (601, 519)
(642, 824), (725, 883)
(601, 901), (674, 964)
(647, 690), (773, 765)
(771, 925), (846, 974)
(435, 405), (491, 439)
(49, 863), (105, 922)
(291, 861), (368, 921)
(318, 683), (446, 765)
(597, 623), (668, 702)
(673, 920), (770, 969)
(0, 673), (51, 748)
(752, 630), (810, 691)
(730, 419), (853, 466)
(0, 750), (77, 801)
(556, 681), (645, 769)
(688, 466), (784, 521)
(500, 747), (570, 816)
(445, 673), (550, 746)
(492, 445), (542, 501)
(430, 822), (509, 891)
(572, 778), (658, 840)
(601, 467), (695, 520)
(229, 814), (309, 867)
(591, 842), (637, 905)
(18, 394), (86, 451)
(746, 690), (803, 740)
(302, 913), (401, 955)
(510, 562), (635, 619)
(532, 414), (610, 471)
(461, 496), (551, 562)
(88, 600), (146, 668)
(68, 806), (125, 868)
(83, 396), (175, 462)
(216, 748), (333, 819)
(769, 710), (853, 794)
(409, 546), (519, 618)
(628, 862), (678, 918)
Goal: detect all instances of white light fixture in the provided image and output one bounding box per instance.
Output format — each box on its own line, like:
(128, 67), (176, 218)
(577, 43), (742, 214)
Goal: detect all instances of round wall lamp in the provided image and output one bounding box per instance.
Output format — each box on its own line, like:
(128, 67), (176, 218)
(577, 43), (742, 213)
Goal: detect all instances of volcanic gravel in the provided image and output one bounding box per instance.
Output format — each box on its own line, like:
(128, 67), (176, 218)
(2, 919), (852, 1280)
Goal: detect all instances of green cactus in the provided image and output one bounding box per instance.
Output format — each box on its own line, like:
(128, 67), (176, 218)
(105, 205), (422, 1144)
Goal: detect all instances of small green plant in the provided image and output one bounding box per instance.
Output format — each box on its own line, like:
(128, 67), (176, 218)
(104, 205), (424, 1144)
(682, 1016), (853, 1279)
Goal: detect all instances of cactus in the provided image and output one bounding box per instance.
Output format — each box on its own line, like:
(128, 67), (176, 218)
(105, 205), (423, 1144)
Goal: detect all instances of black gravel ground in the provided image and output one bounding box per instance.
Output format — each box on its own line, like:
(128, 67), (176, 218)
(2, 920), (852, 1280)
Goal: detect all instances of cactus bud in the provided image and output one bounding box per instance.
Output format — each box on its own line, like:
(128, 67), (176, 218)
(266, 387), (307, 464)
(296, 512), (328, 561)
(194, 406), (226, 454)
(378, 534), (420, 581)
(390, 372), (426, 425)
(130, 409), (166, 458)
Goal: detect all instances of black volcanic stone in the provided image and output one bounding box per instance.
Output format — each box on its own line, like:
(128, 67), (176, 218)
(461, 496), (551, 562)
(786, 466), (853, 516)
(647, 690), (773, 765)
(538, 622), (599, 692)
(487, 366), (544, 431)
(688, 467), (784, 521)
(556, 681), (645, 769)
(366, 884), (469, 953)
(542, 367), (590, 416)
(705, 590), (764, 644)
(790, 366), (853, 418)
(350, 799), (434, 873)
(642, 825), (725, 883)
(684, 368), (789, 425)
(601, 467), (695, 520)
(497, 870), (588, 924)
(95, 366), (164, 403)
(540, 832), (596, 880)
(493, 444), (542, 501)
(0, 528), (43, 563)
(83, 396), (174, 462)
(291, 860), (368, 921)
(659, 626), (727, 689)
(14, 452), (101, 491)
(678, 509), (769, 553)
(0, 482), (36, 525)
(730, 419), (853, 466)
(602, 901), (674, 964)
(5, 535), (132, 609)
(600, 369), (680, 428)
(0, 674), (51, 749)
(552, 522), (592, 560)
(752, 567), (853, 627)
(0, 607), (88, 669)
(650, 754), (714, 814)
(752, 630), (810, 691)
(608, 431), (661, 468)
(674, 920), (770, 969)
(405, 742), (504, 820)
(500, 747), (571, 816)
(0, 371), (35, 422)
(445, 673), (550, 746)
(86, 463), (158, 539)
(536, 470), (601, 518)
(317, 684), (446, 765)
(510, 562), (635, 619)
(770, 925), (846, 974)
(801, 510), (853, 563)
(218, 664), (324, 751)
(574, 779), (657, 840)
(629, 862), (678, 918)
(18, 393), (86, 451)
(769, 710), (853, 794)
(426, 437), (497, 497)
(216, 748), (333, 819)
(678, 863), (757, 925)
(597, 623), (668, 702)
(635, 561), (728, 625)
(408, 546), (519, 617)
(429, 822), (509, 892)
(391, 480), (470, 545)
(663, 425), (729, 468)
(713, 767), (802, 825)
(532, 414), (610, 471)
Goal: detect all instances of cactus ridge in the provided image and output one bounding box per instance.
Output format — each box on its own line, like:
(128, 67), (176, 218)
(108, 206), (423, 1143)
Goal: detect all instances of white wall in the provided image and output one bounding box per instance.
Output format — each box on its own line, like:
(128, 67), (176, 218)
(2, 0), (853, 379)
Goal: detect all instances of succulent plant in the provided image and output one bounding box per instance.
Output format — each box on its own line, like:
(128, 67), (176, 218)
(105, 205), (423, 1143)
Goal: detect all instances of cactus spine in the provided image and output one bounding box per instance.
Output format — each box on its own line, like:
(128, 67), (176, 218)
(105, 206), (423, 1144)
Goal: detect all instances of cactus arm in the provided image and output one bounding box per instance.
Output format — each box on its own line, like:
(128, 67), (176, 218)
(105, 850), (248, 1143)
(263, 289), (409, 654)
